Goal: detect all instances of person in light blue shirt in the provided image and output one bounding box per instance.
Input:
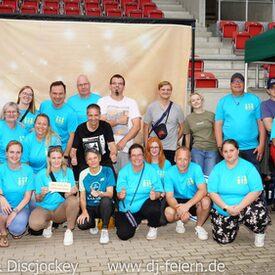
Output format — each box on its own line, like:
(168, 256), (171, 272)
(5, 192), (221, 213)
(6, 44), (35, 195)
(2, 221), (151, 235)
(67, 74), (101, 125)
(164, 146), (211, 241)
(28, 146), (79, 246)
(39, 81), (78, 160)
(215, 73), (265, 171)
(116, 144), (163, 241)
(17, 85), (39, 132)
(0, 102), (27, 163)
(0, 141), (34, 247)
(22, 114), (61, 174)
(77, 149), (115, 244)
(208, 139), (270, 247)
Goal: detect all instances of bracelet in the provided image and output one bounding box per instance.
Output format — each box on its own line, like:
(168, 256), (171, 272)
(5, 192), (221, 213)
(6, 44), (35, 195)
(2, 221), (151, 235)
(64, 155), (69, 159)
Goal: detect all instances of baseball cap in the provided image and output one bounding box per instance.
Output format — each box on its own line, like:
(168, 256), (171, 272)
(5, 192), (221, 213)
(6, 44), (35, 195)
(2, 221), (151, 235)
(267, 78), (275, 89)
(231, 73), (244, 83)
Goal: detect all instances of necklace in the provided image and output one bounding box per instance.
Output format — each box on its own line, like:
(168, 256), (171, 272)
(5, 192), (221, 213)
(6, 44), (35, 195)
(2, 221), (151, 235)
(231, 94), (244, 106)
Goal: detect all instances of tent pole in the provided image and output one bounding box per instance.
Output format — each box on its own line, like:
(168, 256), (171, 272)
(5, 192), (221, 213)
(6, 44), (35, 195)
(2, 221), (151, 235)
(245, 0), (248, 21)
(245, 63), (248, 92)
(255, 64), (259, 88)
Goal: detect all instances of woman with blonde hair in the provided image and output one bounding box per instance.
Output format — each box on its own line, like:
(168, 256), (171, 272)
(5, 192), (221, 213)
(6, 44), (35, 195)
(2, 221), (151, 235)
(28, 146), (79, 246)
(184, 92), (218, 178)
(0, 102), (27, 163)
(17, 85), (39, 131)
(22, 113), (61, 174)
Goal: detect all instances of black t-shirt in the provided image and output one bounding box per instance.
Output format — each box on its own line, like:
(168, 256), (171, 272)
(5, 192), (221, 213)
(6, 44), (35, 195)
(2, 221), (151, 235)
(72, 120), (115, 169)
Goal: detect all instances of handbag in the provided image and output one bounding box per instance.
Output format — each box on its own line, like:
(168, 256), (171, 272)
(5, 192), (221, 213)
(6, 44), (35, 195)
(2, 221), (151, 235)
(149, 101), (173, 140)
(121, 165), (145, 228)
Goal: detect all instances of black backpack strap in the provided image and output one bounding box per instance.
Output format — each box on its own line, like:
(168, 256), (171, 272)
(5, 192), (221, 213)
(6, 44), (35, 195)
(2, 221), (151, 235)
(19, 110), (29, 123)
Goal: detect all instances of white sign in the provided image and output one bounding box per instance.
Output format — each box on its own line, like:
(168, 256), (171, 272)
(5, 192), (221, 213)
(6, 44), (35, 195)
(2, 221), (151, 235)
(48, 182), (71, 193)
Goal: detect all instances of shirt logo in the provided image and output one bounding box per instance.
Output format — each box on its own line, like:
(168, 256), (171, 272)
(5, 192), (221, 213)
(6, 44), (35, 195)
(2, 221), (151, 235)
(143, 180), (152, 188)
(236, 176), (247, 185)
(244, 103), (254, 111)
(18, 177), (28, 186)
(186, 178), (194, 186)
(55, 116), (64, 125)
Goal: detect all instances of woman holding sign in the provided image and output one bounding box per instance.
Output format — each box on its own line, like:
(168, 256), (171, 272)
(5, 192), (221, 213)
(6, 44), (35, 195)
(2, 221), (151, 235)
(77, 148), (115, 244)
(28, 146), (79, 246)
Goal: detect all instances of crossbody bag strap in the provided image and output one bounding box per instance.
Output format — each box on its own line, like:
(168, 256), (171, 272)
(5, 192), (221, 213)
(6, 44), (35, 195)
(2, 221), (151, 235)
(164, 101), (173, 124)
(19, 110), (29, 123)
(49, 171), (65, 198)
(148, 101), (173, 137)
(122, 163), (145, 209)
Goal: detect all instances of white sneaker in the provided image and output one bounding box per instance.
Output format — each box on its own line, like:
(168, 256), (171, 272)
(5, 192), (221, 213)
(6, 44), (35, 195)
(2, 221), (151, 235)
(63, 229), (73, 246)
(89, 226), (99, 235)
(176, 220), (186, 234)
(43, 221), (53, 238)
(146, 227), (158, 240)
(254, 233), (265, 247)
(100, 229), (109, 244)
(195, 226), (208, 240)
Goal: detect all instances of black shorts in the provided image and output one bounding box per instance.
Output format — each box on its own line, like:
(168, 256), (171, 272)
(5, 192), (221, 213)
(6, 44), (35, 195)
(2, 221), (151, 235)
(176, 198), (197, 216)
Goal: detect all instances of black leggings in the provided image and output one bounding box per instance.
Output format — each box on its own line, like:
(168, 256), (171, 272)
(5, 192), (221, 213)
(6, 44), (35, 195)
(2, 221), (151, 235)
(115, 198), (161, 241)
(77, 197), (114, 230)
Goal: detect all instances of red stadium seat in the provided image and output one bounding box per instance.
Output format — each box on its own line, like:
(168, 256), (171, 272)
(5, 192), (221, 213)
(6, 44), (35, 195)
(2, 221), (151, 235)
(244, 21), (264, 37)
(0, 4), (15, 12)
(233, 31), (251, 50)
(188, 57), (204, 78)
(43, 6), (59, 14)
(268, 64), (275, 78)
(194, 72), (218, 88)
(119, 0), (134, 8)
(64, 0), (80, 9)
(124, 2), (138, 15)
(126, 8), (142, 17)
(268, 22), (275, 30)
(148, 9), (163, 18)
(64, 6), (80, 14)
(106, 7), (122, 16)
(23, 0), (39, 7)
(85, 7), (101, 16)
(142, 2), (156, 17)
(3, 0), (18, 11)
(21, 4), (38, 13)
(84, 2), (99, 9)
(138, 0), (150, 8)
(219, 20), (238, 39)
(44, 0), (59, 8)
(104, 1), (118, 13)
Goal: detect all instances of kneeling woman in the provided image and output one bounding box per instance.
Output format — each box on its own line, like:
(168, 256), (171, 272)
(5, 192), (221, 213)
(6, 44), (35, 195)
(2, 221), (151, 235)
(208, 139), (270, 247)
(0, 141), (34, 247)
(28, 146), (79, 246)
(77, 149), (115, 244)
(116, 144), (163, 241)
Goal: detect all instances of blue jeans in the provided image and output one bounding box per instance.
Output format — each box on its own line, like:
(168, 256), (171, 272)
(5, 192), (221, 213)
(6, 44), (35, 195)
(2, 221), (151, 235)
(191, 148), (219, 177)
(0, 207), (30, 236)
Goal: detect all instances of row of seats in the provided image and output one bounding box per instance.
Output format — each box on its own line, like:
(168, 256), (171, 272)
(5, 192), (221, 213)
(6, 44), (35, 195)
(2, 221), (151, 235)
(0, 0), (164, 17)
(219, 20), (275, 50)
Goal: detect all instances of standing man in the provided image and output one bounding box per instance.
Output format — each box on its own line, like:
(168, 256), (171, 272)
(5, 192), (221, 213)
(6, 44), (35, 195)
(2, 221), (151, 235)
(70, 104), (117, 179)
(67, 74), (102, 125)
(98, 74), (141, 172)
(215, 73), (266, 171)
(143, 81), (184, 165)
(39, 81), (77, 160)
(164, 146), (211, 240)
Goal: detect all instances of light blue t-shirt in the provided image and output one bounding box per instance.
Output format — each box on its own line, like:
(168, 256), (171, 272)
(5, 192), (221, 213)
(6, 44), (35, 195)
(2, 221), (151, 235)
(35, 168), (75, 211)
(22, 131), (61, 174)
(151, 159), (172, 186)
(215, 93), (261, 150)
(0, 121), (27, 163)
(67, 93), (101, 125)
(164, 162), (205, 199)
(19, 109), (39, 132)
(116, 162), (163, 213)
(0, 163), (34, 209)
(208, 158), (263, 216)
(270, 119), (275, 140)
(79, 166), (115, 207)
(39, 100), (77, 150)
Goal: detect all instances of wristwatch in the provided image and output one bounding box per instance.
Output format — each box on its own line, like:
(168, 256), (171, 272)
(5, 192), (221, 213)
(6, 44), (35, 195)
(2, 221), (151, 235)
(223, 205), (228, 212)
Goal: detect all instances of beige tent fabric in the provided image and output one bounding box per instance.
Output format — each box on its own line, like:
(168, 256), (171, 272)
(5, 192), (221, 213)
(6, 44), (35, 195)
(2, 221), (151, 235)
(0, 19), (191, 115)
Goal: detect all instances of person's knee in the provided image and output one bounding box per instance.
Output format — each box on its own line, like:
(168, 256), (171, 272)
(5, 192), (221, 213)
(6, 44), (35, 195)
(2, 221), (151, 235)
(66, 195), (79, 208)
(199, 196), (211, 211)
(164, 207), (175, 222)
(8, 223), (27, 236)
(116, 228), (135, 241)
(100, 197), (112, 208)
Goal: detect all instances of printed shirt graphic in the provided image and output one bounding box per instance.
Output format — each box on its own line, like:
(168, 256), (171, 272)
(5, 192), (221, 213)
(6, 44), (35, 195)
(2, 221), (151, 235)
(164, 162), (205, 199)
(116, 162), (163, 213)
(35, 168), (75, 211)
(19, 109), (39, 132)
(0, 163), (34, 209)
(208, 158), (263, 216)
(79, 166), (115, 206)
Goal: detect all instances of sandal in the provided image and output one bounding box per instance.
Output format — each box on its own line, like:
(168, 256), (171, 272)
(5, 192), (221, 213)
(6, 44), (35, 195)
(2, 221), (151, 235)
(0, 233), (9, 247)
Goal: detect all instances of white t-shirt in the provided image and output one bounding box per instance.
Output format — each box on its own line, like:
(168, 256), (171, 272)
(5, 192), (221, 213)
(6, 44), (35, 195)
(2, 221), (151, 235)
(98, 95), (141, 153)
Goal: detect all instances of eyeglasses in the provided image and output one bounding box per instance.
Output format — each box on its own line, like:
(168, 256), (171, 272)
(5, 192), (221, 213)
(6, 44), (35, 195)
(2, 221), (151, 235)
(150, 146), (160, 150)
(5, 111), (18, 114)
(21, 92), (33, 97)
(231, 79), (243, 84)
(78, 83), (89, 88)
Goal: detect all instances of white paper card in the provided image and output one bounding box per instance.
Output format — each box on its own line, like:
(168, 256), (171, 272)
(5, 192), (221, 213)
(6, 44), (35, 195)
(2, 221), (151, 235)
(48, 182), (71, 193)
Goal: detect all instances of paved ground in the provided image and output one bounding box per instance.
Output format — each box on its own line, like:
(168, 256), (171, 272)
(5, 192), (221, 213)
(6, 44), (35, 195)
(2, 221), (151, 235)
(0, 211), (274, 275)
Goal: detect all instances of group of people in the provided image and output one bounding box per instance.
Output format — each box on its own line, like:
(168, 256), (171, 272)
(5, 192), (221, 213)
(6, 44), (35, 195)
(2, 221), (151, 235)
(0, 72), (273, 249)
